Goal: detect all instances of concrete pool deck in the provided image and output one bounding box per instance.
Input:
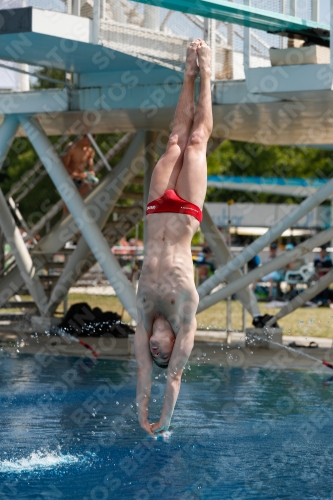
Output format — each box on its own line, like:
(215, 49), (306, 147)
(0, 327), (332, 373)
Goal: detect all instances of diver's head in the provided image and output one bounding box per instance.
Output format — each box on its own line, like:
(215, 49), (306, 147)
(320, 246), (327, 259)
(150, 316), (175, 368)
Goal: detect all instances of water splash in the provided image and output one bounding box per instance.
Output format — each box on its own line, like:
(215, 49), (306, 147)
(0, 450), (79, 473)
(156, 430), (172, 441)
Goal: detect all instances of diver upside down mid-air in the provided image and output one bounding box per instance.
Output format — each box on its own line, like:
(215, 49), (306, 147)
(135, 39), (213, 437)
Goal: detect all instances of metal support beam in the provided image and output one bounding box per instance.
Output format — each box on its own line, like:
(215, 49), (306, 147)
(0, 189), (48, 315)
(266, 268), (333, 327)
(0, 227), (5, 272)
(331, 0), (333, 78)
(87, 133), (112, 172)
(7, 197), (37, 245)
(200, 205), (260, 317)
(73, 0), (81, 16)
(227, 8), (234, 78)
(48, 201), (144, 316)
(331, 200), (333, 260)
(0, 133), (145, 306)
(311, 0), (319, 22)
(198, 175), (333, 299)
(100, 0), (106, 19)
(198, 225), (333, 312)
(204, 18), (216, 80)
(243, 0), (251, 72)
(46, 237), (91, 315)
(39, 133), (145, 254)
(0, 116), (19, 169)
(46, 139), (146, 315)
(144, 131), (156, 247)
(290, 0), (297, 17)
(144, 5), (160, 30)
(20, 116), (138, 320)
(93, 0), (100, 44)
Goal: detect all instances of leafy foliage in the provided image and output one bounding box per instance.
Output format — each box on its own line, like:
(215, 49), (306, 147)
(207, 141), (333, 204)
(31, 68), (66, 89)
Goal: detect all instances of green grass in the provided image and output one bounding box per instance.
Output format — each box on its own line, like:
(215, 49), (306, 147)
(2, 294), (333, 338)
(196, 301), (333, 338)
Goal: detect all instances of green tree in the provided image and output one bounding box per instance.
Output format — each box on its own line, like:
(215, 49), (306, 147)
(207, 141), (333, 204)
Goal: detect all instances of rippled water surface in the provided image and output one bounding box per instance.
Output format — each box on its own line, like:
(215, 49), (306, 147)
(0, 352), (332, 500)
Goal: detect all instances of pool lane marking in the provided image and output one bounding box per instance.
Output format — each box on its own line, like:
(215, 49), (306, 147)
(252, 334), (333, 370)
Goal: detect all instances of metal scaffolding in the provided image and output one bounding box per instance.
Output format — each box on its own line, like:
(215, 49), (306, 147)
(0, 0), (332, 331)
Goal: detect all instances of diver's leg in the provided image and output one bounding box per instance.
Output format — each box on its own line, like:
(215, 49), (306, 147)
(148, 40), (199, 201)
(176, 40), (213, 208)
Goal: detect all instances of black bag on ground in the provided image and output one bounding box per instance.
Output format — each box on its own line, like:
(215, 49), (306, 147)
(58, 302), (134, 337)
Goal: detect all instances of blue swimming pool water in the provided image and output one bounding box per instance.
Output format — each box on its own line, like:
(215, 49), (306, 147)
(0, 352), (332, 500)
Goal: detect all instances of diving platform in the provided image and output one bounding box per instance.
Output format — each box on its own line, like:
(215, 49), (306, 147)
(1, 5), (333, 145)
(135, 0), (330, 46)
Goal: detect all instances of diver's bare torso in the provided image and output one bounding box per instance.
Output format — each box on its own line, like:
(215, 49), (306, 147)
(137, 212), (199, 335)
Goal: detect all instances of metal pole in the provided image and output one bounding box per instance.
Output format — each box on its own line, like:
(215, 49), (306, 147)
(330, 0), (333, 74)
(226, 199), (232, 333)
(0, 134), (145, 306)
(331, 200), (333, 260)
(45, 144), (146, 315)
(93, 0), (100, 44)
(0, 189), (48, 315)
(282, 0), (287, 48)
(243, 0), (251, 72)
(198, 176), (333, 299)
(20, 116), (138, 320)
(266, 268), (333, 327)
(73, 0), (81, 16)
(201, 205), (260, 316)
(0, 227), (5, 273)
(144, 5), (160, 30)
(144, 131), (156, 248)
(311, 0), (319, 21)
(197, 225), (333, 312)
(46, 237), (92, 315)
(226, 292), (232, 335)
(204, 19), (216, 80)
(242, 265), (247, 332)
(7, 197), (37, 245)
(227, 1), (234, 79)
(100, 0), (106, 19)
(39, 133), (145, 254)
(87, 133), (112, 171)
(0, 116), (19, 169)
(290, 0), (297, 17)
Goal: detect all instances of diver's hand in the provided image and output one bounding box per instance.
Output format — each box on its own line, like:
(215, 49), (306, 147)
(140, 419), (156, 438)
(150, 420), (170, 434)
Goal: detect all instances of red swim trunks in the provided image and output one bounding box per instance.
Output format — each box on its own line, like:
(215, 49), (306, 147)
(146, 189), (202, 223)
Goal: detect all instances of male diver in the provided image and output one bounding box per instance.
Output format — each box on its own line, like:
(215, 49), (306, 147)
(135, 39), (213, 437)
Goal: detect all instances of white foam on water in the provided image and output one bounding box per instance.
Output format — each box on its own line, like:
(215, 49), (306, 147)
(157, 431), (172, 441)
(0, 450), (79, 473)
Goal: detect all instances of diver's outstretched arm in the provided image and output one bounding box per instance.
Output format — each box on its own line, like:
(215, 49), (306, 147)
(150, 318), (196, 434)
(134, 321), (155, 437)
